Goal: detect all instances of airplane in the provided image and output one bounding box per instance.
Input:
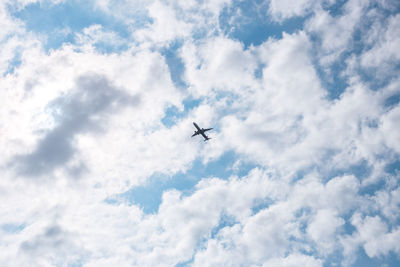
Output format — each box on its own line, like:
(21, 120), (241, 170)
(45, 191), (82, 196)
(191, 122), (213, 141)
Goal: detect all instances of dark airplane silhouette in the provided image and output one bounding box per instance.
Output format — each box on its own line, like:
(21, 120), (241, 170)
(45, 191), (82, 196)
(191, 122), (213, 141)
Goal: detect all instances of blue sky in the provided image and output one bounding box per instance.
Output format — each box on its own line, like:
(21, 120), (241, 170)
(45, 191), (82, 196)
(1, 0), (400, 266)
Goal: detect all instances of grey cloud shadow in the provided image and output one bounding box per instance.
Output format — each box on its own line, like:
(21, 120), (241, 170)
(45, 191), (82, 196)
(13, 73), (140, 178)
(19, 223), (87, 263)
(21, 225), (64, 253)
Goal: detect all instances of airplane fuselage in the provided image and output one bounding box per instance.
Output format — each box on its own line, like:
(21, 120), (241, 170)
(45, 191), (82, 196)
(192, 122), (212, 141)
(193, 122), (201, 131)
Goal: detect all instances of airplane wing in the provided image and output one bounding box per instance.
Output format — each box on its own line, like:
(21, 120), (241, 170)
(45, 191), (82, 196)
(191, 132), (200, 137)
(202, 128), (213, 132)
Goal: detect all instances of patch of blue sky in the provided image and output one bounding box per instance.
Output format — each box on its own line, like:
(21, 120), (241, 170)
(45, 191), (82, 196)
(183, 97), (202, 111)
(323, 249), (400, 267)
(316, 48), (398, 100)
(2, 223), (25, 234)
(210, 213), (237, 239)
(322, 251), (346, 267)
(307, 28), (350, 100)
(370, 0), (400, 15)
(300, 154), (394, 208)
(250, 197), (272, 215)
(352, 248), (400, 267)
(67, 262), (82, 267)
(3, 48), (22, 76)
(90, 38), (130, 54)
(219, 0), (306, 48)
(254, 63), (265, 79)
(324, 159), (389, 197)
(160, 40), (186, 89)
(359, 176), (387, 196)
(323, 0), (347, 17)
(352, 34), (399, 91)
(161, 106), (182, 128)
(342, 217), (357, 236)
(9, 0), (138, 51)
(308, 2), (400, 100)
(206, 91), (252, 120)
(385, 159), (400, 175)
(118, 172), (198, 214)
(234, 160), (258, 178)
(161, 97), (202, 128)
(287, 210), (359, 267)
(321, 0), (399, 20)
(384, 94), (400, 109)
(291, 149), (349, 183)
(175, 257), (194, 267)
(314, 55), (349, 100)
(107, 151), (257, 214)
(308, 212), (398, 267)
(359, 63), (400, 91)
(314, 151), (373, 182)
(345, 160), (374, 181)
(323, 4), (400, 97)
(365, 118), (380, 129)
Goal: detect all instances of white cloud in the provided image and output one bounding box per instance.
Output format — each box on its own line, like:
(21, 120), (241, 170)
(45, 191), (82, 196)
(207, 32), (328, 171)
(190, 173), (364, 265)
(181, 36), (257, 98)
(74, 24), (128, 51)
(95, 0), (233, 46)
(1, 1), (400, 266)
(307, 209), (345, 254)
(372, 186), (400, 223)
(361, 13), (400, 78)
(133, 1), (193, 45)
(382, 105), (400, 154)
(0, 2), (42, 77)
(305, 0), (370, 65)
(351, 214), (400, 258)
(269, 0), (318, 21)
(262, 253), (323, 267)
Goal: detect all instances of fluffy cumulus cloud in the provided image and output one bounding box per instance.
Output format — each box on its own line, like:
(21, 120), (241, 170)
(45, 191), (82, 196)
(1, 0), (400, 266)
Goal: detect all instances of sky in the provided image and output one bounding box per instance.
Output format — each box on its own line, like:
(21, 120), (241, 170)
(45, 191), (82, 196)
(1, 0), (400, 266)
